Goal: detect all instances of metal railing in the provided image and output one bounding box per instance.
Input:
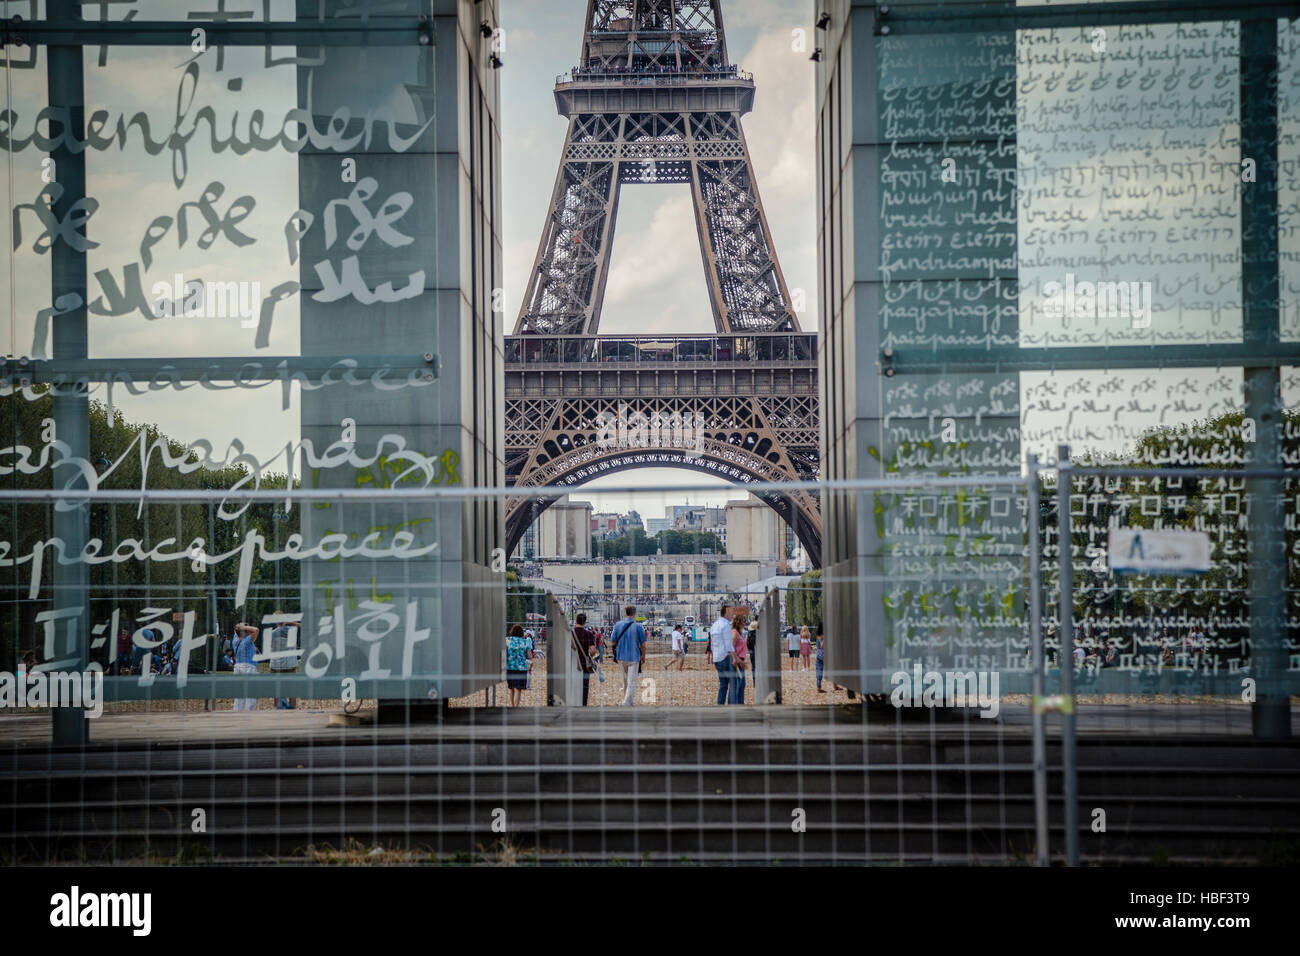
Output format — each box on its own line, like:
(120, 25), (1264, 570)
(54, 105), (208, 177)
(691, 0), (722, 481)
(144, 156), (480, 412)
(2, 468), (1297, 866)
(557, 68), (753, 86)
(505, 333), (817, 367)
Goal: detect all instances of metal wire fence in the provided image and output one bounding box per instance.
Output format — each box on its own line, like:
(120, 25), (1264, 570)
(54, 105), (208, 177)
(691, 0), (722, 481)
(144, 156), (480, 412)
(0, 466), (1296, 866)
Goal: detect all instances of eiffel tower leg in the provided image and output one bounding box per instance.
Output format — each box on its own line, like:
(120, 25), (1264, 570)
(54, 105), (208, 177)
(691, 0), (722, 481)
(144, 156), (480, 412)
(515, 115), (624, 335)
(690, 113), (799, 333)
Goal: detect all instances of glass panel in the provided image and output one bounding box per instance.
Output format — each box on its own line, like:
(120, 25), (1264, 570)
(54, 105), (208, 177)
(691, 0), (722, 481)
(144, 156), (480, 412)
(1017, 20), (1242, 348)
(1280, 17), (1300, 341)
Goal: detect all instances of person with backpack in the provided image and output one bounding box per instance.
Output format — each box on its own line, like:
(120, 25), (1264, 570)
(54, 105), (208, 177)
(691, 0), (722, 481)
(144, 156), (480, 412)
(611, 606), (647, 706)
(786, 626), (801, 671)
(572, 613), (601, 706)
(269, 610), (302, 710)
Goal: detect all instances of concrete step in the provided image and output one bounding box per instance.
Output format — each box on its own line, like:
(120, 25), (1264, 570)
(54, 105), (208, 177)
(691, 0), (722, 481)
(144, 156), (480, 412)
(5, 733), (1296, 864)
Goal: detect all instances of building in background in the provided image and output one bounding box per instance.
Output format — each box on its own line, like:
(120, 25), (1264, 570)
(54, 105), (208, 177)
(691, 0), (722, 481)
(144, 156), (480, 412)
(517, 553), (778, 627)
(591, 513), (620, 539)
(617, 511), (645, 536)
(512, 497), (593, 561)
(645, 517), (672, 535)
(671, 505), (728, 548)
(725, 496), (781, 561)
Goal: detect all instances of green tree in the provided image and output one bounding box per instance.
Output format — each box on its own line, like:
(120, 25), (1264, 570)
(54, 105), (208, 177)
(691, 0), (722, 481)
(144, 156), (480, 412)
(505, 566), (545, 627)
(1058, 409), (1299, 661)
(789, 569), (822, 627)
(1, 389), (299, 667)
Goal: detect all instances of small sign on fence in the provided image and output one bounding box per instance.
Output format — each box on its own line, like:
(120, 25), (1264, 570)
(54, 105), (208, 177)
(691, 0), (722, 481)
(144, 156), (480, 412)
(1108, 528), (1211, 575)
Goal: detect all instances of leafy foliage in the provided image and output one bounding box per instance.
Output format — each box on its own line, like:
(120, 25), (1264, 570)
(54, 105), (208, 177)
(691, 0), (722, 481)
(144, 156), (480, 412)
(1, 389), (298, 666)
(591, 528), (722, 559)
(787, 568), (822, 628)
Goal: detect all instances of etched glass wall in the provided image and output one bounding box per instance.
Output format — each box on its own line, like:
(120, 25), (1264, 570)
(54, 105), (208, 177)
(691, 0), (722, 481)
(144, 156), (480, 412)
(0, 1), (504, 710)
(818, 0), (1298, 696)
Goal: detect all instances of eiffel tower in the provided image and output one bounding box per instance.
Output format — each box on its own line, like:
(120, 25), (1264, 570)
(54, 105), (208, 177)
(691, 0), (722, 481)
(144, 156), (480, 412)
(505, 0), (821, 566)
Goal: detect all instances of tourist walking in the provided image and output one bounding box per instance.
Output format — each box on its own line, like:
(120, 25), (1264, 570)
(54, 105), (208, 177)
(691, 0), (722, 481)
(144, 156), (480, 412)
(730, 614), (748, 704)
(612, 606), (647, 706)
(745, 620), (758, 690)
(709, 605), (736, 705)
(232, 622), (259, 711)
(114, 626), (132, 674)
(269, 610), (302, 710)
(666, 623), (686, 671)
(799, 626), (813, 670)
(787, 626), (800, 671)
(815, 622), (827, 693)
(505, 624), (535, 707)
(573, 613), (600, 706)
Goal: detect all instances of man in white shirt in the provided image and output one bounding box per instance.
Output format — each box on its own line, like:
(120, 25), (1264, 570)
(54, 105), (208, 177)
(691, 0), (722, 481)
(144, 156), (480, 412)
(665, 625), (686, 671)
(708, 606), (737, 705)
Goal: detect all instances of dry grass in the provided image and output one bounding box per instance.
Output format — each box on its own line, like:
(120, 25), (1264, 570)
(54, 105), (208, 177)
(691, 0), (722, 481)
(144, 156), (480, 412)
(298, 839), (428, 866)
(295, 836), (547, 866)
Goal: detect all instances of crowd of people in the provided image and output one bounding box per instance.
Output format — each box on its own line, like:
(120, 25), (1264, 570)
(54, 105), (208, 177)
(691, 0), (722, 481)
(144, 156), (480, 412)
(509, 604), (821, 707)
(781, 623), (832, 692)
(98, 613), (303, 710)
(1033, 623), (1213, 671)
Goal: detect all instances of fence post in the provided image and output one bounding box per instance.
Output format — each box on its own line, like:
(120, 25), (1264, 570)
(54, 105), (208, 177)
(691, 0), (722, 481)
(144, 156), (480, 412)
(1026, 454), (1048, 866)
(757, 587), (782, 704)
(1057, 444), (1079, 867)
(545, 592), (578, 706)
(48, 0), (91, 746)
(1241, 17), (1289, 740)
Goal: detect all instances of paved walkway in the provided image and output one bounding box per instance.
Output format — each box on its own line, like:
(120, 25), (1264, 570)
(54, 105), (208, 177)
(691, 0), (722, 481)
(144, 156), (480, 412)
(1, 701), (1293, 749)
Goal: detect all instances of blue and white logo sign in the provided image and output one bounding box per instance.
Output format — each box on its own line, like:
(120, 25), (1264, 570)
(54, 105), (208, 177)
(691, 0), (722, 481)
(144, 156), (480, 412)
(1108, 529), (1211, 576)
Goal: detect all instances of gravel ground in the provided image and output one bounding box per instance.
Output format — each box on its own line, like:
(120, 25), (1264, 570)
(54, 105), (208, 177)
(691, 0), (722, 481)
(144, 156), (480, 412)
(448, 650), (855, 708)
(98, 698), (376, 714)
(37, 660), (1280, 715)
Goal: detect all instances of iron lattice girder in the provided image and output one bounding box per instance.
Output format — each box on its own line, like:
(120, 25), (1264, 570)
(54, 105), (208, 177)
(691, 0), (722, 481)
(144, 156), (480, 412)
(503, 389), (821, 565)
(515, 108), (797, 336)
(510, 0), (817, 563)
(583, 0), (726, 71)
(505, 393), (819, 473)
